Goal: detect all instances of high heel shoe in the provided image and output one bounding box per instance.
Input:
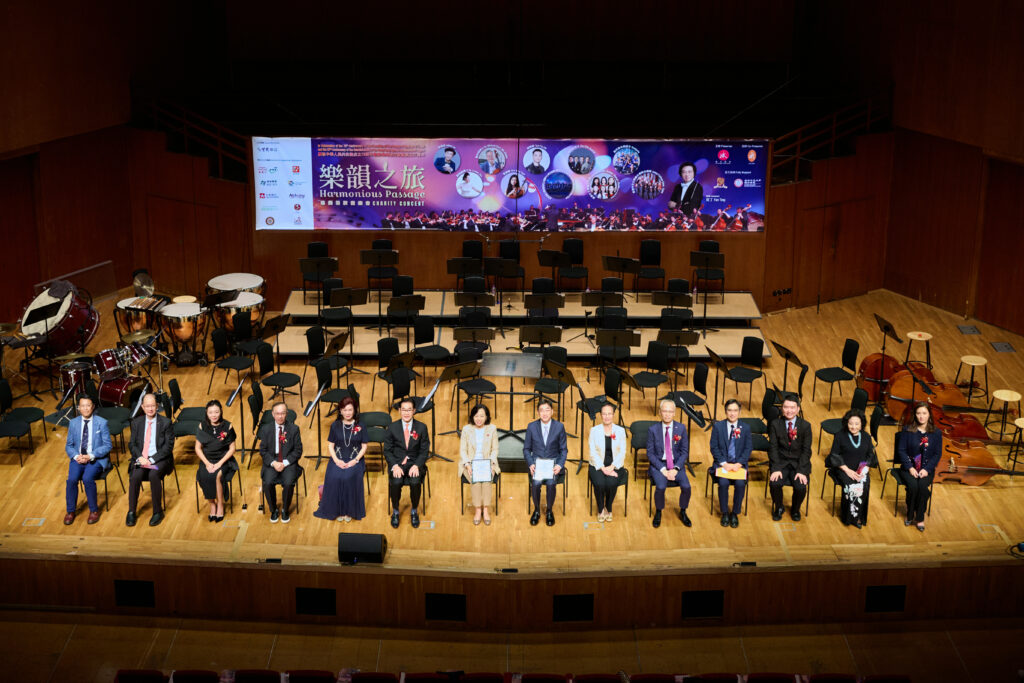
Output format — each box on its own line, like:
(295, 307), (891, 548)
(208, 515), (214, 522)
(215, 516), (224, 523)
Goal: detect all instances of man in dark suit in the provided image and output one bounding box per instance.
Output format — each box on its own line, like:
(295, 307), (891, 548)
(259, 401), (303, 523)
(709, 398), (753, 528)
(523, 400), (567, 526)
(64, 395), (112, 525)
(668, 161), (704, 216)
(127, 393), (175, 527)
(384, 397), (430, 528)
(768, 393), (812, 521)
(646, 399), (691, 528)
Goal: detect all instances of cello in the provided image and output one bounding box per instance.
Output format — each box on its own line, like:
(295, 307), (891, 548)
(856, 313), (907, 402)
(935, 440), (1018, 486)
(884, 366), (992, 440)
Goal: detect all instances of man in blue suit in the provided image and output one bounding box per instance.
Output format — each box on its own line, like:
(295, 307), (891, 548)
(709, 398), (752, 528)
(64, 395), (112, 525)
(523, 400), (567, 526)
(647, 399), (691, 528)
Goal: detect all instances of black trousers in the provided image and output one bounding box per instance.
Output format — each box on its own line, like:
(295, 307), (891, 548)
(262, 463), (301, 511)
(896, 469), (933, 522)
(589, 466), (626, 511)
(128, 460), (171, 515)
(530, 478), (558, 510)
(769, 463), (807, 511)
(389, 460), (423, 511)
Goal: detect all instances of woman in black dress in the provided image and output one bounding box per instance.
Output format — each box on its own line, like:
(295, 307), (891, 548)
(195, 399), (238, 522)
(827, 408), (877, 528)
(896, 401), (942, 531)
(314, 396), (367, 522)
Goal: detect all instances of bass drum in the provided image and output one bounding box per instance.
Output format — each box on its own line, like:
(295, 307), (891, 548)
(20, 281), (99, 356)
(98, 375), (146, 408)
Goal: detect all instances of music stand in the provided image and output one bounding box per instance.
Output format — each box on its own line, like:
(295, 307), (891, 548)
(298, 256), (338, 311)
(360, 248), (398, 332)
(601, 256), (641, 302)
(652, 291), (693, 314)
(869, 313), (903, 406)
(770, 341), (804, 394)
(689, 250), (725, 337)
(453, 326), (496, 355)
(387, 294), (425, 352)
(226, 374), (250, 468)
(328, 287), (369, 375)
(302, 381), (330, 469)
(594, 328), (641, 374)
(447, 257), (483, 291)
(259, 314), (291, 376)
(484, 257), (522, 310)
(518, 325), (562, 353)
(705, 347), (730, 422)
(537, 249), (571, 285)
(479, 352), (543, 442)
(570, 291), (623, 347)
(524, 293), (564, 326)
(615, 364), (644, 413)
(437, 359), (483, 437)
(657, 330), (699, 393)
(323, 331), (351, 387)
(678, 399), (710, 477)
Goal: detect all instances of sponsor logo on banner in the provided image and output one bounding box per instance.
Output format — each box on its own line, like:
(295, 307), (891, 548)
(265, 217), (275, 225)
(717, 150), (730, 161)
(294, 216), (303, 225)
(292, 165), (301, 173)
(257, 167), (267, 174)
(293, 203), (301, 211)
(733, 179), (743, 188)
(747, 150), (757, 162)
(288, 193), (305, 199)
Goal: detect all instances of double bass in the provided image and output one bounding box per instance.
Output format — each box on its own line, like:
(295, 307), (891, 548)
(935, 440), (1018, 486)
(883, 366), (992, 440)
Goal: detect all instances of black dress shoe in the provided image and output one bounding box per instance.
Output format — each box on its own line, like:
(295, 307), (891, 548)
(149, 512), (164, 527)
(546, 511), (555, 526)
(410, 510), (420, 528)
(854, 520), (863, 529)
(790, 509), (801, 522)
(125, 511), (137, 527)
(680, 510), (692, 527)
(530, 510), (541, 526)
(771, 507), (783, 521)
(730, 514), (739, 528)
(270, 509), (280, 524)
(390, 511), (400, 528)
(652, 510), (662, 528)
(720, 513), (730, 527)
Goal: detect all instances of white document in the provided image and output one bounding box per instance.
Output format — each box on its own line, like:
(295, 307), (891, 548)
(534, 458), (555, 481)
(471, 458), (492, 484)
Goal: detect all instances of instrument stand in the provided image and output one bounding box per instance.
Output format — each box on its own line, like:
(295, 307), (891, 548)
(438, 360), (482, 437)
(564, 310), (595, 346)
(484, 258), (521, 335)
(689, 250), (725, 338)
(447, 257), (483, 292)
(538, 358), (578, 438)
(594, 328), (641, 378)
(705, 347), (731, 423)
(327, 287), (369, 375)
(871, 313), (904, 410)
(652, 291), (693, 321)
(322, 331), (352, 393)
(303, 382), (330, 470)
(360, 248), (399, 334)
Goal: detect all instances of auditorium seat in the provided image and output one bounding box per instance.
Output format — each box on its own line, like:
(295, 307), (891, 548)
(520, 674), (570, 683)
(460, 673), (508, 683)
(351, 672), (399, 683)
(629, 675), (676, 683)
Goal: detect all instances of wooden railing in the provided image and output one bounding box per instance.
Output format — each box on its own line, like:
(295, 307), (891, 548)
(135, 95), (248, 179)
(771, 96), (890, 183)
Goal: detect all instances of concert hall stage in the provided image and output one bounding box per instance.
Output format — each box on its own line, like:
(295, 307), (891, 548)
(1, 290), (1021, 632)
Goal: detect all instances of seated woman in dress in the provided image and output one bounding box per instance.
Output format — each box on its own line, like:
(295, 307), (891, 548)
(827, 408), (877, 529)
(587, 403), (628, 522)
(195, 399), (238, 523)
(314, 397), (367, 522)
(896, 401), (942, 532)
(459, 404), (500, 525)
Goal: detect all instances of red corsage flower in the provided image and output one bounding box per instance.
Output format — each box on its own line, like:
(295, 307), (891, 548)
(673, 434), (681, 442)
(353, 426), (361, 434)
(610, 433), (616, 440)
(920, 436), (929, 448)
(217, 431), (226, 441)
(278, 433), (287, 444)
(410, 431), (419, 440)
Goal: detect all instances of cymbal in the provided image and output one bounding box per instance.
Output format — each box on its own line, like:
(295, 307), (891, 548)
(122, 329), (158, 344)
(54, 352), (93, 363)
(0, 323), (18, 335)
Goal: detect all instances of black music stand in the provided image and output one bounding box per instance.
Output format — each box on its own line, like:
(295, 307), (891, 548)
(302, 381), (330, 470)
(870, 313), (903, 406)
(594, 328), (641, 375)
(298, 256), (338, 311)
(226, 374), (250, 469)
(689, 250), (725, 338)
(770, 341), (804, 394)
(524, 293), (564, 325)
(570, 291), (623, 347)
(678, 400), (710, 477)
(657, 329), (700, 393)
(484, 257), (522, 310)
(447, 257), (483, 291)
(705, 347), (730, 422)
(388, 294), (425, 352)
(453, 326), (496, 355)
(652, 291), (693, 315)
(454, 292), (496, 311)
(479, 352), (544, 442)
(360, 248), (398, 332)
(328, 287), (369, 375)
(615, 364), (644, 412)
(437, 360), (483, 437)
(259, 314), (291, 376)
(518, 325), (562, 353)
(537, 249), (571, 285)
(323, 331), (351, 388)
(601, 256), (641, 302)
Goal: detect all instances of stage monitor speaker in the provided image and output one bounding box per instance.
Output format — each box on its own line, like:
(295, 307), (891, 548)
(338, 532), (387, 564)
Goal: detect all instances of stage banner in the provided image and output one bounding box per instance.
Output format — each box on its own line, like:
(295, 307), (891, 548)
(253, 137), (767, 232)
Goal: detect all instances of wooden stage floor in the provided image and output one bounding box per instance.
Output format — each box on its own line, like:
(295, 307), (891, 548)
(1, 289), (1023, 583)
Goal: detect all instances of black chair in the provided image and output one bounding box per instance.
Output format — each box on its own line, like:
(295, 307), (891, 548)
(460, 471), (501, 515)
(629, 420), (658, 483)
(586, 465), (629, 517)
(160, 392), (201, 441)
(113, 669), (168, 683)
(596, 313), (631, 371)
(635, 239), (666, 292)
(360, 411), (392, 475)
(497, 239), (526, 296)
(532, 346), (571, 420)
(167, 378), (207, 422)
(371, 337), (401, 401)
(665, 361), (709, 411)
(207, 327), (254, 393)
(300, 325), (347, 393)
(728, 336), (767, 408)
(818, 387), (869, 453)
(693, 239), (725, 301)
(0, 377), (45, 449)
(413, 315), (451, 381)
(193, 462), (240, 514)
(389, 367), (435, 448)
(454, 346), (497, 414)
(313, 357), (359, 421)
(388, 275), (417, 330)
(301, 241), (334, 304)
(525, 469), (567, 515)
(813, 338), (860, 410)
(367, 238), (398, 291)
(558, 238), (588, 290)
(632, 341), (670, 409)
(527, 277), (558, 326)
(576, 368), (623, 436)
(463, 240), (484, 260)
(0, 412), (32, 466)
(595, 277), (627, 322)
(255, 341), (301, 404)
(320, 277), (353, 330)
(661, 278), (694, 324)
(231, 311), (263, 356)
(880, 432), (933, 519)
(740, 387), (779, 442)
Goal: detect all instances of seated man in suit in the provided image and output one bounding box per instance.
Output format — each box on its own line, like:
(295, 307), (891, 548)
(64, 395), (112, 525)
(127, 393), (175, 527)
(768, 393), (812, 521)
(259, 401), (303, 523)
(384, 397), (430, 528)
(646, 399), (691, 528)
(523, 400), (567, 526)
(710, 398), (753, 528)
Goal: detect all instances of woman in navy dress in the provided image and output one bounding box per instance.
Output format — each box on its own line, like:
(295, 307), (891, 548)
(314, 397), (367, 522)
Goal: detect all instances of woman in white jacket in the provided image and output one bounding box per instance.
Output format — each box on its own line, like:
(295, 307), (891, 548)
(588, 403), (628, 522)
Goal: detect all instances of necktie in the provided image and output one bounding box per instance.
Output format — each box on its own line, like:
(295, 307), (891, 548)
(144, 419), (153, 458)
(542, 423), (549, 444)
(404, 422), (411, 448)
(787, 421), (796, 443)
(81, 420), (89, 455)
(665, 426), (674, 470)
(276, 425), (283, 462)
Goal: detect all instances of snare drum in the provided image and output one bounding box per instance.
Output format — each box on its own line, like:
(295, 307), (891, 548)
(172, 295), (198, 304)
(213, 291), (265, 330)
(159, 302), (207, 344)
(99, 375), (146, 408)
(124, 341), (151, 367)
(207, 272), (265, 296)
(60, 361), (93, 396)
(94, 348), (125, 380)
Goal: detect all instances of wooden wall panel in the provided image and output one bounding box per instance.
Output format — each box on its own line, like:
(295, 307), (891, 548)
(974, 159), (1024, 335)
(884, 130), (984, 315)
(0, 155), (41, 322)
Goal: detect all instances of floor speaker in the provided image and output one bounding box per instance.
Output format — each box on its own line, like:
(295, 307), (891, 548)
(338, 532), (387, 563)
